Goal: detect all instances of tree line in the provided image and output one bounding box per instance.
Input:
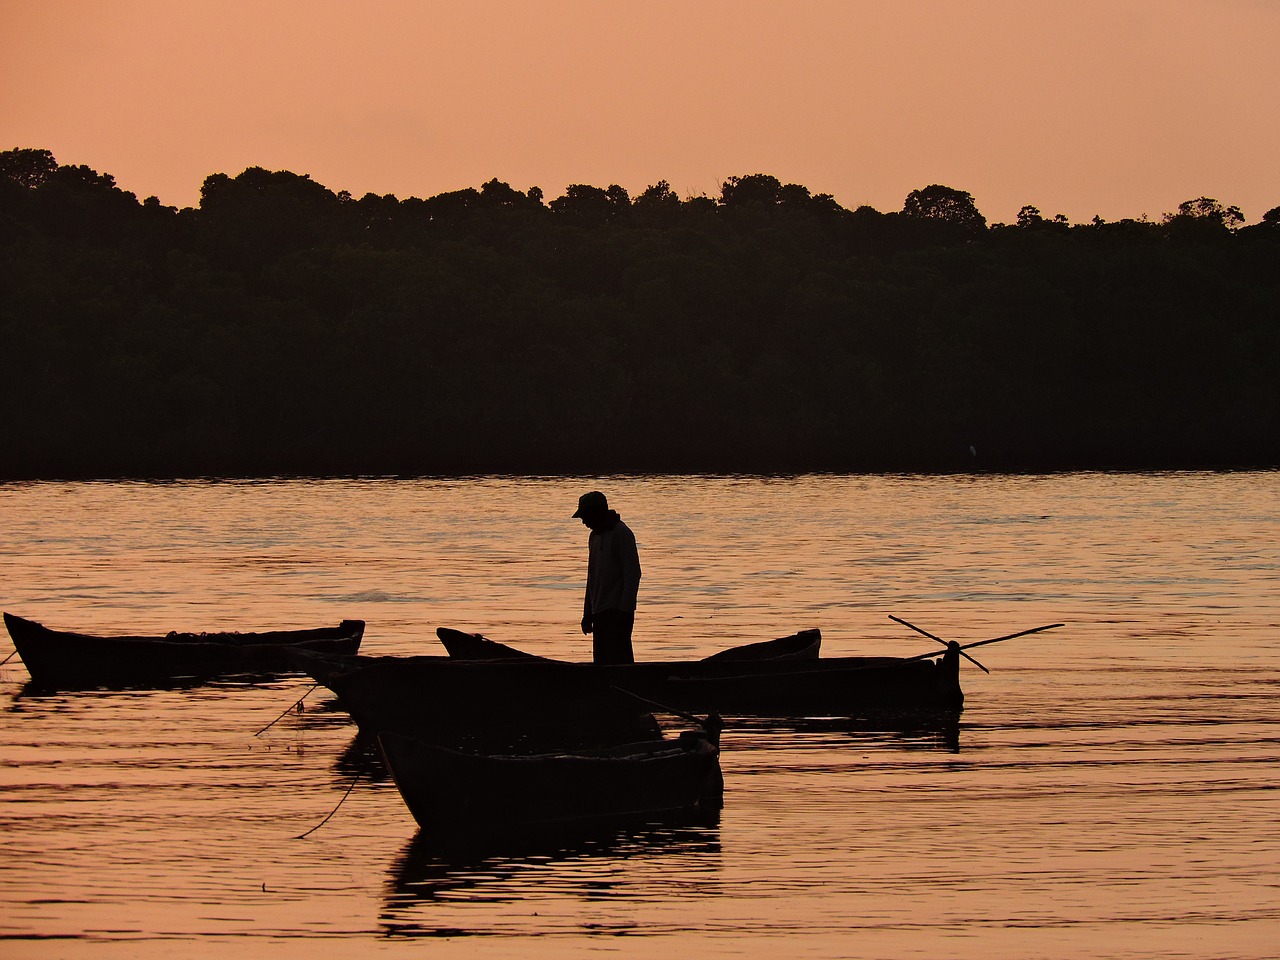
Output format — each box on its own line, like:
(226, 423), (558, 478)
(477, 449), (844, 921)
(1, 147), (1277, 478)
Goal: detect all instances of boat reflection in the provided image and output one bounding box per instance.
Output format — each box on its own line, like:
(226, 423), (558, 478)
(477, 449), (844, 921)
(381, 806), (722, 933)
(9, 671), (320, 698)
(726, 709), (961, 753)
(10, 676), (205, 699)
(765, 710), (962, 752)
(333, 732), (391, 783)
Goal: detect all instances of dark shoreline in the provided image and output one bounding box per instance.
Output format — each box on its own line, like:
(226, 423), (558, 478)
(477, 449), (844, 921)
(5, 153), (1278, 483)
(3, 461), (1276, 484)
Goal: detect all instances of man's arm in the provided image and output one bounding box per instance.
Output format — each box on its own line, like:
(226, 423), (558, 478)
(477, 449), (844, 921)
(582, 539), (594, 634)
(620, 527), (641, 610)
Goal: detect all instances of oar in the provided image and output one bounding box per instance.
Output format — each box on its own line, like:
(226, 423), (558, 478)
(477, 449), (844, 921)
(897, 622), (1065, 664)
(890, 615), (990, 674)
(0, 648), (17, 667)
(255, 682), (318, 736)
(958, 622), (1065, 650)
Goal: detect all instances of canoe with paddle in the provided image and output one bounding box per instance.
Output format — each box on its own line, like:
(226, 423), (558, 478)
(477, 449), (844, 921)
(289, 622), (1059, 737)
(428, 624), (958, 717)
(289, 628), (826, 737)
(3, 612), (366, 688)
(377, 717), (723, 831)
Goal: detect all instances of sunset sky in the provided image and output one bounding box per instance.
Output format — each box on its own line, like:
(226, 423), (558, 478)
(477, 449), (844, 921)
(3, 0), (1277, 225)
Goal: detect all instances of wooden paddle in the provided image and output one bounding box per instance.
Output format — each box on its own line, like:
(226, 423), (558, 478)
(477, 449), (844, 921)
(890, 615), (990, 673)
(895, 621), (1065, 665)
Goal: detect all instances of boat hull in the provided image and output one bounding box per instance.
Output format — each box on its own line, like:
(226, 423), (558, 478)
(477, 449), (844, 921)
(378, 731), (721, 830)
(4, 612), (365, 688)
(303, 642), (962, 741)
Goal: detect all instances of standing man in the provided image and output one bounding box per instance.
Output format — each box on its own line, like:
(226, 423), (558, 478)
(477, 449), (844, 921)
(573, 490), (641, 664)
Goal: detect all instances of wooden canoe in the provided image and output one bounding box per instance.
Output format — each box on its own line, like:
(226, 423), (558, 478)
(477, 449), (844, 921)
(291, 647), (666, 750)
(293, 633), (962, 741)
(3, 612), (365, 688)
(435, 626), (821, 662)
(377, 724), (722, 831)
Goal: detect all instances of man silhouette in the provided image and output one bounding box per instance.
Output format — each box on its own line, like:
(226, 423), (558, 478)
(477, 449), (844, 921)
(573, 491), (641, 664)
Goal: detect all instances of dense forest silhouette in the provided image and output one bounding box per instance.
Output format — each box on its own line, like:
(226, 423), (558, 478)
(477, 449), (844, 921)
(2, 147), (1277, 479)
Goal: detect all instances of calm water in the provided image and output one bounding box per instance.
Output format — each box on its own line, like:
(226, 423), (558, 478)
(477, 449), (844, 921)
(1, 473), (1276, 959)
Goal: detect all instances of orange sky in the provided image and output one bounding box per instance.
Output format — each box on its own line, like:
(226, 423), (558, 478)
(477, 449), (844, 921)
(2, 0), (1277, 224)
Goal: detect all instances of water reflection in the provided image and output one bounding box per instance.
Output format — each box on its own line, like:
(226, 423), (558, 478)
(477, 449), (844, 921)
(381, 809), (723, 935)
(3, 474), (1278, 957)
(333, 732), (391, 783)
(740, 712), (963, 752)
(10, 676), (207, 700)
(9, 673), (316, 700)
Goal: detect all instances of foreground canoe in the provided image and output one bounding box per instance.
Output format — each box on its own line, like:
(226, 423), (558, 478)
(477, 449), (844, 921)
(378, 725), (722, 831)
(4, 612), (365, 688)
(295, 631), (962, 739)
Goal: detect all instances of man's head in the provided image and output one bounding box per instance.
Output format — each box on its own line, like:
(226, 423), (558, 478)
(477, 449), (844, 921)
(572, 490), (609, 525)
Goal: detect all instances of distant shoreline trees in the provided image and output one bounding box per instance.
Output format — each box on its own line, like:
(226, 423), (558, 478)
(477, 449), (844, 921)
(2, 148), (1277, 479)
